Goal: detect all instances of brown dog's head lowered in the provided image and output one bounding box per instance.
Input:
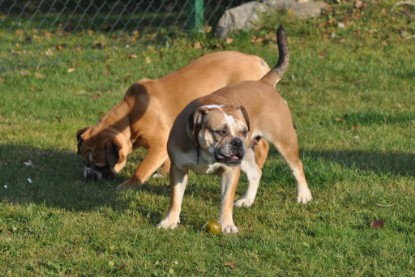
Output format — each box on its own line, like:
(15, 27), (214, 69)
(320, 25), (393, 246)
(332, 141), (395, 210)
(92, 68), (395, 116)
(76, 127), (131, 180)
(189, 104), (250, 166)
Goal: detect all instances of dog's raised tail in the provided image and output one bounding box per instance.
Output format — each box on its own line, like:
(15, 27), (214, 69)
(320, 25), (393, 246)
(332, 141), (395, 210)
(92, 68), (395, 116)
(261, 25), (289, 87)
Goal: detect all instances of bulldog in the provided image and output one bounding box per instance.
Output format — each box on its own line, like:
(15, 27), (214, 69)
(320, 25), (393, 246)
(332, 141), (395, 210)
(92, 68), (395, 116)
(76, 51), (271, 189)
(158, 26), (312, 233)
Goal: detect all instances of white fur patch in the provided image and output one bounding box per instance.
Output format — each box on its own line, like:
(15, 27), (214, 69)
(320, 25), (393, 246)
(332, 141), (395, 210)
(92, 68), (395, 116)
(224, 113), (236, 127)
(201, 104), (224, 110)
(234, 148), (261, 207)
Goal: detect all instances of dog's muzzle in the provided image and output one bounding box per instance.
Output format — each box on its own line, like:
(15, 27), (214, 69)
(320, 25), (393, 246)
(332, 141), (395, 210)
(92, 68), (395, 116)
(215, 137), (245, 166)
(83, 166), (115, 181)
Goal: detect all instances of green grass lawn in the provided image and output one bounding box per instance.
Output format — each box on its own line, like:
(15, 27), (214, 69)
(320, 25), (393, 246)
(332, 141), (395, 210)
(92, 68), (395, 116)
(0, 1), (414, 275)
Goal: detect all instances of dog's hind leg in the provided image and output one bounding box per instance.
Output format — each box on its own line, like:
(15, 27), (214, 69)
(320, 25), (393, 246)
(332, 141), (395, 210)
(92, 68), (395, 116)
(254, 139), (269, 169)
(116, 144), (168, 191)
(269, 129), (312, 204)
(155, 158), (171, 177)
(234, 148), (262, 208)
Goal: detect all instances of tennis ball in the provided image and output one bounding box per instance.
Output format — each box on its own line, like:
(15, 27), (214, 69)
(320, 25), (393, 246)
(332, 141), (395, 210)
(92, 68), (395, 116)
(203, 219), (222, 235)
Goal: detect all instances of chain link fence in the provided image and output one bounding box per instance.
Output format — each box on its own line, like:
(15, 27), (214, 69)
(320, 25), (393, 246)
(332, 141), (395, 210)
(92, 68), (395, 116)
(0, 1), (252, 73)
(0, 0), (246, 35)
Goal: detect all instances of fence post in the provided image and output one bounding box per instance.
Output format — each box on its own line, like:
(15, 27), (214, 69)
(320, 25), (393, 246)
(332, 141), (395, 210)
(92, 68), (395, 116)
(186, 0), (204, 31)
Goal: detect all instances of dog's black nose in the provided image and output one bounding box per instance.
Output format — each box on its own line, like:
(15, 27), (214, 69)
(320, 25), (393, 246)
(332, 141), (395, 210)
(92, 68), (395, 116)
(230, 138), (243, 149)
(84, 168), (100, 180)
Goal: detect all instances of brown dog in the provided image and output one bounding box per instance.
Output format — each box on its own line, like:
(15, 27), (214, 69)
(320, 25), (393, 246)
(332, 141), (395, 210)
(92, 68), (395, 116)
(158, 26), (312, 233)
(76, 51), (271, 190)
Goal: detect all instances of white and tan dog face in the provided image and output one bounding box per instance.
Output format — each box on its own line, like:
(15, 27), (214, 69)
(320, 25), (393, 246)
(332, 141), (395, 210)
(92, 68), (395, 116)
(189, 104), (250, 166)
(76, 127), (130, 180)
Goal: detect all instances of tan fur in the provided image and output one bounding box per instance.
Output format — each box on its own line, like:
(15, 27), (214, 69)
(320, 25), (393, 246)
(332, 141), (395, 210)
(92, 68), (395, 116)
(77, 51), (270, 188)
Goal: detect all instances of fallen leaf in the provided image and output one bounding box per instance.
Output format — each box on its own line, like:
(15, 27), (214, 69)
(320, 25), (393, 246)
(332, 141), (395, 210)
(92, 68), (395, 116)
(67, 68), (76, 73)
(370, 219), (385, 229)
(56, 44), (65, 51)
(224, 261), (236, 269)
(91, 93), (102, 100)
(44, 31), (53, 39)
(131, 30), (140, 39)
(121, 75), (132, 83)
(251, 36), (264, 44)
(129, 54), (138, 59)
(34, 72), (45, 79)
(193, 41), (202, 49)
(93, 41), (105, 49)
(45, 48), (54, 56)
(203, 25), (212, 33)
(15, 29), (24, 36)
(145, 57), (151, 64)
(225, 37), (234, 44)
(20, 70), (30, 77)
(23, 160), (33, 166)
(118, 262), (127, 270)
(354, 0), (365, 9)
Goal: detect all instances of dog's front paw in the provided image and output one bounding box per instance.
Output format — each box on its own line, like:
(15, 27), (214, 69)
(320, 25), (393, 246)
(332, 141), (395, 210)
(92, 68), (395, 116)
(297, 187), (312, 204)
(157, 217), (180, 229)
(234, 197), (254, 208)
(221, 224), (239, 234)
(219, 220), (239, 234)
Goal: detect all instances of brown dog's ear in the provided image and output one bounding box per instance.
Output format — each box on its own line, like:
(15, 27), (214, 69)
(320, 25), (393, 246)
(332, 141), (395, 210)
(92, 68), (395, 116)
(239, 106), (250, 132)
(106, 139), (120, 169)
(188, 108), (207, 135)
(76, 127), (89, 155)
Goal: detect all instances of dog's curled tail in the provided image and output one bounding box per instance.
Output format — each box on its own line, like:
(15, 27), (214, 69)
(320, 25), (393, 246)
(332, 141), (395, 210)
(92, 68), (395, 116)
(261, 25), (289, 87)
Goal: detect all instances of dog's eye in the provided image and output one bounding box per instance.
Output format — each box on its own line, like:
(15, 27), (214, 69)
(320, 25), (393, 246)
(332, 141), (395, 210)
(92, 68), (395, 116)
(213, 128), (227, 136)
(242, 130), (248, 137)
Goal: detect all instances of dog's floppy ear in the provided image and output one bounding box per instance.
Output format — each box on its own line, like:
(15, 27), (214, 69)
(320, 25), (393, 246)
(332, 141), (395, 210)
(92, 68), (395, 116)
(189, 108), (207, 135)
(76, 127), (89, 155)
(239, 106), (250, 131)
(106, 139), (120, 169)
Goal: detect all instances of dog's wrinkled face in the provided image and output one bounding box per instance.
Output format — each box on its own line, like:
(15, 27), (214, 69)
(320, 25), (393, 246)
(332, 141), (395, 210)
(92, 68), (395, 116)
(76, 127), (128, 181)
(189, 104), (250, 166)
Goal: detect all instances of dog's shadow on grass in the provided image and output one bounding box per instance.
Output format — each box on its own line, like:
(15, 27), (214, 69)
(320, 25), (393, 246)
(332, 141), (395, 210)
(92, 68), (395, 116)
(0, 144), (122, 211)
(0, 144), (218, 217)
(305, 149), (415, 179)
(1, 144), (413, 216)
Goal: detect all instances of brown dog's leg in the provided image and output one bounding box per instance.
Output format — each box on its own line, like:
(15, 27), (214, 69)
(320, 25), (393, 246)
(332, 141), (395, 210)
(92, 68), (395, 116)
(219, 167), (241, 233)
(151, 158), (171, 178)
(157, 165), (189, 229)
(116, 145), (168, 191)
(159, 158), (171, 176)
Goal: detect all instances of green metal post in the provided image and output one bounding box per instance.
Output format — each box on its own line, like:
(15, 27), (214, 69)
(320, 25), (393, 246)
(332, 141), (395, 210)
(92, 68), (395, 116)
(186, 0), (204, 31)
